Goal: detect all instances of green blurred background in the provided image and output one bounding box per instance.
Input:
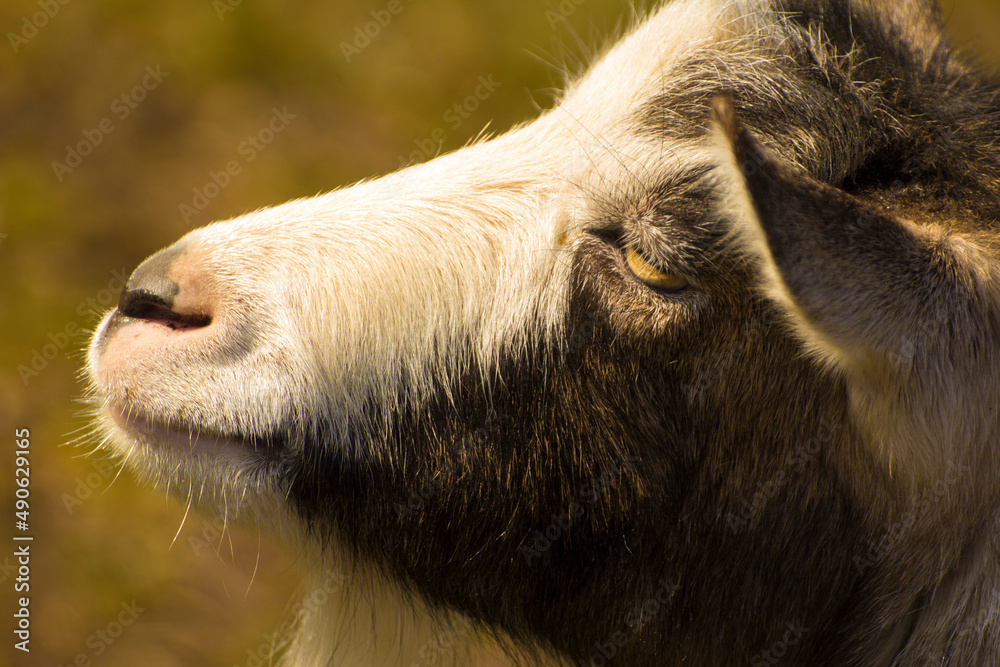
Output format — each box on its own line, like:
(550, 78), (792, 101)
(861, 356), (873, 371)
(2, 1), (999, 665)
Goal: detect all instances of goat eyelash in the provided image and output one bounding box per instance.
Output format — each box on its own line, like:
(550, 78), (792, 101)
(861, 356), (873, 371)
(623, 245), (690, 292)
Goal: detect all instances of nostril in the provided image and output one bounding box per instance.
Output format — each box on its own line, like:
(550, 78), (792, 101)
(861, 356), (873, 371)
(118, 246), (211, 330)
(119, 290), (210, 330)
(119, 287), (174, 319)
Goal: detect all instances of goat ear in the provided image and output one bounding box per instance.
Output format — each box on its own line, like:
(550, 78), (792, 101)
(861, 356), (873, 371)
(711, 96), (973, 376)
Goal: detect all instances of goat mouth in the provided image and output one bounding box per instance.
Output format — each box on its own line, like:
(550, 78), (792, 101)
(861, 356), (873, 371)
(106, 405), (276, 457)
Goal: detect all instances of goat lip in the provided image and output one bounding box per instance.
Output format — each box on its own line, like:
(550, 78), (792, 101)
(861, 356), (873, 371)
(107, 405), (262, 456)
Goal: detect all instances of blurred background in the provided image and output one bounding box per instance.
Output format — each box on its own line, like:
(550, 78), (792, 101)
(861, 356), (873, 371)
(2, 1), (999, 665)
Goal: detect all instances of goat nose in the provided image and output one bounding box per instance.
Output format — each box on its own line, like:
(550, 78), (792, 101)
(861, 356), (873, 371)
(120, 249), (180, 318)
(118, 246), (210, 328)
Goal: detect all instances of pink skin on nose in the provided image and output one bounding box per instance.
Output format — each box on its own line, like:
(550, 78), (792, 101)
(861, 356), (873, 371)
(95, 250), (227, 413)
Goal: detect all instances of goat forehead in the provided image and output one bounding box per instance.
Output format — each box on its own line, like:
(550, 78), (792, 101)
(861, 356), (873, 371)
(562, 0), (731, 118)
(548, 0), (734, 179)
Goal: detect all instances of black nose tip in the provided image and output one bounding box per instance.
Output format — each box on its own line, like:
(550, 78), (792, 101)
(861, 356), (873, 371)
(119, 247), (182, 320)
(118, 246), (211, 331)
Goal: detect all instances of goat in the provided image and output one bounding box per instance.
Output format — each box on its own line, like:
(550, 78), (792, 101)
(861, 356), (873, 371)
(86, 0), (1000, 664)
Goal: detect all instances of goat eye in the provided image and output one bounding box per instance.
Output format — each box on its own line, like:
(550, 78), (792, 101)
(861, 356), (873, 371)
(625, 247), (689, 291)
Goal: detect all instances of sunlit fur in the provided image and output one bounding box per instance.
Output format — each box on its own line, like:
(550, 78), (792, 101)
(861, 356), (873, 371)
(87, 0), (1000, 664)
